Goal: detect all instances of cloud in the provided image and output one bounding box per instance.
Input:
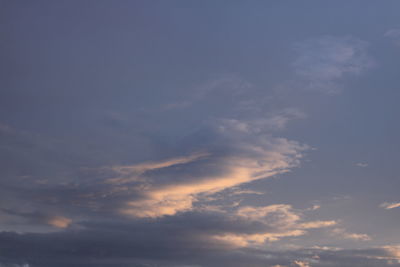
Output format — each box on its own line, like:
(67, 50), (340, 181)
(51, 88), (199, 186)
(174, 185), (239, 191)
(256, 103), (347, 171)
(47, 216), (72, 228)
(228, 188), (265, 196)
(0, 209), (72, 231)
(212, 229), (306, 248)
(298, 220), (337, 229)
(0, 226), (399, 267)
(385, 28), (400, 46)
(0, 264), (30, 267)
(293, 260), (311, 267)
(383, 245), (400, 260)
(236, 205), (300, 224)
(380, 202), (400, 210)
(210, 204), (336, 247)
(0, 98), (311, 232)
(0, 123), (16, 135)
(107, 118), (308, 218)
(293, 36), (373, 94)
(331, 228), (371, 241)
(118, 148), (300, 218)
(355, 162), (368, 168)
(107, 152), (210, 185)
(163, 75), (253, 111)
(218, 109), (305, 133)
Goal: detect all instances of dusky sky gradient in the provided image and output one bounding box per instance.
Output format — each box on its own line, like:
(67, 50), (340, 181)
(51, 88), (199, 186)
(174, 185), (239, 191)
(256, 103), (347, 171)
(1, 1), (400, 266)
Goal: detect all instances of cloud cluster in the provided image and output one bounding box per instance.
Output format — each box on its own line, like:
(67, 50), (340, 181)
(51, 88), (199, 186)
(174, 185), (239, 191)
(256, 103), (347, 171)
(100, 117), (308, 219)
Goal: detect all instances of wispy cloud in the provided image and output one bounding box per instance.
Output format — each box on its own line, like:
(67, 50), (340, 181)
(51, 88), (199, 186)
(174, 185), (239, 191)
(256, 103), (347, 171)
(385, 28), (400, 46)
(163, 75), (252, 110)
(107, 152), (210, 185)
(331, 228), (371, 241)
(293, 36), (373, 94)
(356, 162), (368, 168)
(380, 202), (400, 210)
(0, 209), (72, 231)
(212, 229), (306, 248)
(211, 204), (336, 247)
(218, 109), (305, 133)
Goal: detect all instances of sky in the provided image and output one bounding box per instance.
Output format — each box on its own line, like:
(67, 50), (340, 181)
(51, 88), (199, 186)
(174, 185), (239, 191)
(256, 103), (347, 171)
(1, 1), (400, 266)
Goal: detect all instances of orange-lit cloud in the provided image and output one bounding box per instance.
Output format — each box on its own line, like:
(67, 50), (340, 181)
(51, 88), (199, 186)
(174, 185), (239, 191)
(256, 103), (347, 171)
(105, 117), (309, 218)
(47, 216), (72, 228)
(212, 230), (306, 247)
(293, 260), (311, 267)
(114, 128), (306, 217)
(383, 245), (400, 260)
(119, 153), (294, 218)
(107, 152), (210, 185)
(299, 220), (337, 229)
(210, 204), (336, 248)
(380, 202), (400, 210)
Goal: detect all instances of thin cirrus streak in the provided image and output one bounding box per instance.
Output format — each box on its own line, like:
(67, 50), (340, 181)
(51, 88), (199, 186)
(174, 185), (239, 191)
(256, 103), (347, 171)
(380, 202), (400, 210)
(106, 152), (210, 185)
